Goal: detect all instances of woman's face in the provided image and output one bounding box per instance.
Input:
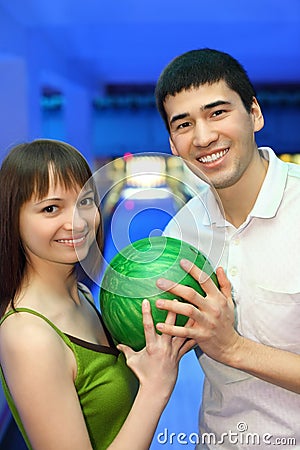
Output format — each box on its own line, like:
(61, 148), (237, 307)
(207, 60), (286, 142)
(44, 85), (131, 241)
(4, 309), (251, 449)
(19, 176), (100, 268)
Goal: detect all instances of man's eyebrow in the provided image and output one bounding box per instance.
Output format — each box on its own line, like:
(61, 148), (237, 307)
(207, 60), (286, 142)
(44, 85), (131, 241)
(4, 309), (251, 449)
(201, 100), (231, 110)
(170, 113), (189, 126)
(169, 100), (232, 126)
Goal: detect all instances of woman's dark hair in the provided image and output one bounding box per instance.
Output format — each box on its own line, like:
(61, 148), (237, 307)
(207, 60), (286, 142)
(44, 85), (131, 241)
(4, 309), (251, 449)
(0, 139), (103, 317)
(155, 48), (257, 131)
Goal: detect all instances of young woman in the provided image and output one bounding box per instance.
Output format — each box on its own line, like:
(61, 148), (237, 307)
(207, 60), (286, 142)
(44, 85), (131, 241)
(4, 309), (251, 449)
(0, 139), (195, 450)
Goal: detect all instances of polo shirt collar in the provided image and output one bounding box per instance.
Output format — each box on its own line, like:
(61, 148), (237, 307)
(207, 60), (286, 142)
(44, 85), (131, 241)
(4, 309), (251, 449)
(202, 147), (288, 226)
(250, 147), (288, 219)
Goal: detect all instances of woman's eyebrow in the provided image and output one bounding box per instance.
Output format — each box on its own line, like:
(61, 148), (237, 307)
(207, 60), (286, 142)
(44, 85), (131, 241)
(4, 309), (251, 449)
(34, 197), (63, 205)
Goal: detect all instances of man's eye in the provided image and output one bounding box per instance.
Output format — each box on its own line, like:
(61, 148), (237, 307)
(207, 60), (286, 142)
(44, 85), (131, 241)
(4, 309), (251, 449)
(212, 109), (225, 117)
(178, 122), (190, 129)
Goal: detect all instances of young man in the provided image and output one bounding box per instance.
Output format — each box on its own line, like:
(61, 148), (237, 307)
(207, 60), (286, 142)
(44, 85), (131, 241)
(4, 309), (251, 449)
(154, 49), (300, 448)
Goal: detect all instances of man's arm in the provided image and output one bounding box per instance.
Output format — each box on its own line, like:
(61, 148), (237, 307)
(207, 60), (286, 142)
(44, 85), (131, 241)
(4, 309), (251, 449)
(155, 259), (300, 394)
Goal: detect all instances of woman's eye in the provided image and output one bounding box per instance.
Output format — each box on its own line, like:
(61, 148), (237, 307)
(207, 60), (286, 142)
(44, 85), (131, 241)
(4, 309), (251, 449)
(43, 205), (58, 214)
(80, 197), (94, 207)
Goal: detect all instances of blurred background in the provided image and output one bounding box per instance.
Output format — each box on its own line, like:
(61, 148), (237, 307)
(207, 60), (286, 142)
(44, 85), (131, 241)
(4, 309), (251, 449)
(0, 1), (300, 448)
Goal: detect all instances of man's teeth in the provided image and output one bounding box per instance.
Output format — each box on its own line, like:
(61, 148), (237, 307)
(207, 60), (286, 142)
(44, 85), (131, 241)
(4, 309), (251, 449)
(57, 237), (85, 244)
(198, 149), (228, 163)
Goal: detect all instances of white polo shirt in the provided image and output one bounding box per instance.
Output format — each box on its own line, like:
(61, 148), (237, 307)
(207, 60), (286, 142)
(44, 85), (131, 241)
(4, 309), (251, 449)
(164, 148), (300, 448)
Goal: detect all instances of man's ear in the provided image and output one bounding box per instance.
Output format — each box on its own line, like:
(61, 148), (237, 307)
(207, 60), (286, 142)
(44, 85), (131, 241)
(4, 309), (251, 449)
(169, 137), (179, 156)
(251, 97), (264, 132)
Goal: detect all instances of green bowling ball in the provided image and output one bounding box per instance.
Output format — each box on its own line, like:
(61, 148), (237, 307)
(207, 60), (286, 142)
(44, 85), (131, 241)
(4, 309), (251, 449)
(100, 236), (218, 351)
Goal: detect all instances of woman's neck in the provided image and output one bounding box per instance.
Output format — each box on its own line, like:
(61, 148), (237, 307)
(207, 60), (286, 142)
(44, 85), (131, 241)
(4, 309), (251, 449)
(17, 261), (80, 309)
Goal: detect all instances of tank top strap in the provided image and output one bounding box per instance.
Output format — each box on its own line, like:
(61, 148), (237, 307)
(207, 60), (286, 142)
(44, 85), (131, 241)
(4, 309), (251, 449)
(0, 308), (73, 349)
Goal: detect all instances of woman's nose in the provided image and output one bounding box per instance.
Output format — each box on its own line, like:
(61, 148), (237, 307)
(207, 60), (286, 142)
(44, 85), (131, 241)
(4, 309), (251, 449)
(64, 207), (86, 231)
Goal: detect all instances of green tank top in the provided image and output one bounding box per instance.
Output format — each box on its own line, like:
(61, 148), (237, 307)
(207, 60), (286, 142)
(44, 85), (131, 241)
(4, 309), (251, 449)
(0, 306), (138, 450)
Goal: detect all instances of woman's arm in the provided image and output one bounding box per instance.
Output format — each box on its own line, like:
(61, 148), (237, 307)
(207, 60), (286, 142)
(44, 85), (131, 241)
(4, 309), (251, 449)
(0, 313), (93, 450)
(0, 302), (195, 450)
(155, 260), (300, 394)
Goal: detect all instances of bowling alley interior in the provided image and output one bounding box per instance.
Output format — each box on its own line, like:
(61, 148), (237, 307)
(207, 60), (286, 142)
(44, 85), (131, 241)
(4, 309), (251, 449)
(1, 1), (300, 449)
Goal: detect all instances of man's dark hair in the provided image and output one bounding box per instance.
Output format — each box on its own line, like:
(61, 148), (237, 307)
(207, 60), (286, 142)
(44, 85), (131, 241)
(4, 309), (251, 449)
(155, 48), (257, 130)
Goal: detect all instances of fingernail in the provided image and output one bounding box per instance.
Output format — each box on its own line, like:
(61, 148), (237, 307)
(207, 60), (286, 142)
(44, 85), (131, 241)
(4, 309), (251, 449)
(156, 323), (164, 330)
(181, 258), (192, 269)
(142, 299), (150, 310)
(156, 278), (167, 288)
(156, 299), (164, 307)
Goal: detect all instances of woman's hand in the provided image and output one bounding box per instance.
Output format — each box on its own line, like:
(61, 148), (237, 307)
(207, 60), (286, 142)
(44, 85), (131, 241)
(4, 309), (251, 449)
(154, 259), (242, 365)
(109, 300), (196, 450)
(117, 299), (196, 397)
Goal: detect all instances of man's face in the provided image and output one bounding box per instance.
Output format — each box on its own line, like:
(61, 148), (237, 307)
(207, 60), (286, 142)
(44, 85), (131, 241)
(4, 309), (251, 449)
(164, 81), (264, 190)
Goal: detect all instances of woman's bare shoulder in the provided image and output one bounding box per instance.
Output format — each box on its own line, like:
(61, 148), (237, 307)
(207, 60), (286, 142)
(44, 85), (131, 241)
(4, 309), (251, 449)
(0, 309), (68, 360)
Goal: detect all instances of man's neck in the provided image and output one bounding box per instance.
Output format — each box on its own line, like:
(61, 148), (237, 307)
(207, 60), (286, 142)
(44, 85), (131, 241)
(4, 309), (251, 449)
(217, 155), (269, 228)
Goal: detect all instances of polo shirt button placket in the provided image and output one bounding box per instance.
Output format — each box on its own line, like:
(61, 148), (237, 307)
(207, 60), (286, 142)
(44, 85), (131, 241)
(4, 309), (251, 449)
(227, 233), (242, 302)
(230, 266), (238, 277)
